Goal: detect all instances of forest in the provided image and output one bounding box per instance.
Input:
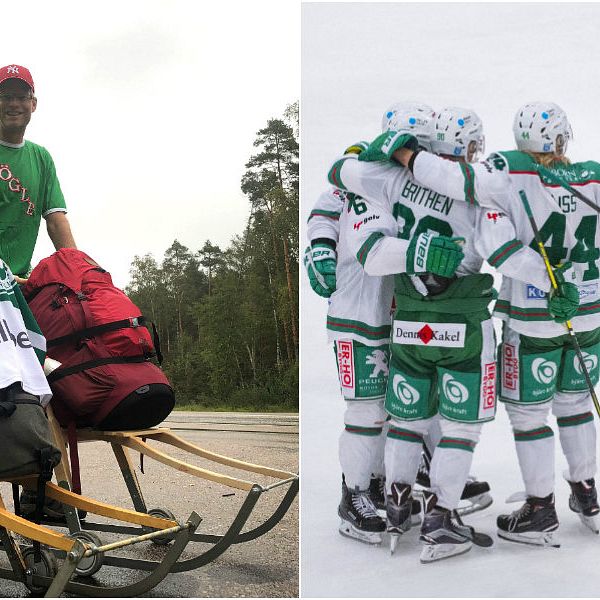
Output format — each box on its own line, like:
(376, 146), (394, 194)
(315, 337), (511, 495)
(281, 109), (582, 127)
(126, 103), (299, 411)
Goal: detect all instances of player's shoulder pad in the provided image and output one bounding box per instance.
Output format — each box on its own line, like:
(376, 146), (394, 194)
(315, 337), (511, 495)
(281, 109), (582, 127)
(573, 160), (600, 182)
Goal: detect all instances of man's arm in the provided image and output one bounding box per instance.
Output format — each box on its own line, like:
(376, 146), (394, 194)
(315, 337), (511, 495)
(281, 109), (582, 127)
(45, 211), (76, 250)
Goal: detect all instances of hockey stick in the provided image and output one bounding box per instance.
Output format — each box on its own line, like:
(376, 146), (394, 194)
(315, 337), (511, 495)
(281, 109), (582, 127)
(536, 165), (600, 215)
(518, 189), (600, 418)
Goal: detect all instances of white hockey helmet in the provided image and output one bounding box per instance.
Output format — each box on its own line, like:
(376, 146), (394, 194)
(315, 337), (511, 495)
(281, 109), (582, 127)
(380, 102), (436, 151)
(430, 106), (485, 162)
(513, 102), (572, 154)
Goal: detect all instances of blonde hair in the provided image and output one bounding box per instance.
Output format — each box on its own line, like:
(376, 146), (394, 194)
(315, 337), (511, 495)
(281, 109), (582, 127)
(526, 152), (571, 168)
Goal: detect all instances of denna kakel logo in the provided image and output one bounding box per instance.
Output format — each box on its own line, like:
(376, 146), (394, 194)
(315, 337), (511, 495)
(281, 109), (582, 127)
(392, 374), (420, 406)
(442, 373), (469, 404)
(366, 349), (389, 378)
(531, 358), (558, 385)
(574, 352), (598, 375)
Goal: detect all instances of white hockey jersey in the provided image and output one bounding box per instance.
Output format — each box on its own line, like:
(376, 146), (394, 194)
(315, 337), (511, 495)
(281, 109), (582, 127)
(327, 156), (552, 300)
(0, 260), (51, 406)
(411, 150), (600, 337)
(307, 186), (394, 346)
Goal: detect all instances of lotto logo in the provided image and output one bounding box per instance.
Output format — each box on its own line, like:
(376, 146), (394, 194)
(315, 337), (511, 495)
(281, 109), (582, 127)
(482, 362), (496, 409)
(503, 344), (518, 390)
(337, 341), (354, 388)
(574, 352), (598, 375)
(392, 374), (420, 405)
(531, 358), (557, 385)
(442, 374), (469, 404)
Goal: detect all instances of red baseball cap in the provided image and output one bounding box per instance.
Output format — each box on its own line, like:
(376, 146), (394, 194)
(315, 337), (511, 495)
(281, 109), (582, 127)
(0, 65), (35, 92)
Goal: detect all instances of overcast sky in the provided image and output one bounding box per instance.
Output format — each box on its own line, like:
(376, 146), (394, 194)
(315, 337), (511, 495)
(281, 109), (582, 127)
(7, 0), (298, 288)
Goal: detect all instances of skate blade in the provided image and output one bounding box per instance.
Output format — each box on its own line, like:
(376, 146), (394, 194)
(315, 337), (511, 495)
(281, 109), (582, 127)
(419, 541), (472, 563)
(455, 493), (493, 516)
(338, 520), (383, 545)
(497, 529), (560, 548)
(505, 491), (527, 504)
(577, 513), (600, 534)
(389, 532), (402, 554)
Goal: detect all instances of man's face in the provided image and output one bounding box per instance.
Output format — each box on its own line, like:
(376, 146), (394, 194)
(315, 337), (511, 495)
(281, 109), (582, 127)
(0, 79), (36, 134)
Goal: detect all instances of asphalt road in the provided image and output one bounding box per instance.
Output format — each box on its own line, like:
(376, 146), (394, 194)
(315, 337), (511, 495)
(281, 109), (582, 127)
(0, 411), (299, 598)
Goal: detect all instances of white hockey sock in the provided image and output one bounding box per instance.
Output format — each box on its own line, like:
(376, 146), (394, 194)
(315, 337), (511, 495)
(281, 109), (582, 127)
(339, 401), (387, 490)
(557, 413), (596, 482)
(384, 421), (428, 495)
(514, 428), (555, 497)
(429, 439), (476, 510)
(505, 401), (555, 498)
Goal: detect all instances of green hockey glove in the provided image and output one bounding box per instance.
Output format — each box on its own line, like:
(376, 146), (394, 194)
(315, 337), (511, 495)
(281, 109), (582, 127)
(358, 130), (419, 162)
(406, 232), (465, 278)
(548, 262), (579, 323)
(303, 243), (337, 298)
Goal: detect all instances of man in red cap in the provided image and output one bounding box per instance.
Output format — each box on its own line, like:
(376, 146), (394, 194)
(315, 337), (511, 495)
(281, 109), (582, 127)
(0, 64), (76, 282)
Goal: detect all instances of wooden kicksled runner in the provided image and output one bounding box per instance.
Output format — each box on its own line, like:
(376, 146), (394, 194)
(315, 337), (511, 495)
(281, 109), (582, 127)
(44, 408), (299, 579)
(0, 477), (200, 597)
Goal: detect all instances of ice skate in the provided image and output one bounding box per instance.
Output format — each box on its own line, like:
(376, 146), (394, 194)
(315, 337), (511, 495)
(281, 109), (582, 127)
(456, 476), (493, 516)
(369, 474), (386, 515)
(568, 479), (600, 534)
(497, 494), (560, 547)
(338, 480), (385, 545)
(419, 492), (474, 563)
(386, 482), (414, 554)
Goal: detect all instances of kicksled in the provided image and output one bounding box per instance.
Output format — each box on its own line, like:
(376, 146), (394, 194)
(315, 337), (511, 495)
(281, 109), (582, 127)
(0, 475), (201, 597)
(41, 406), (298, 583)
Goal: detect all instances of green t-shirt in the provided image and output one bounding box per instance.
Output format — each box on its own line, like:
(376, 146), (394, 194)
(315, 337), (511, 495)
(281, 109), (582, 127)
(0, 140), (67, 276)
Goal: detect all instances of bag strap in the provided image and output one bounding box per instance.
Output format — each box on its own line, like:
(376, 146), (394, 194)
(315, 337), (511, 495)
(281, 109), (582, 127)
(47, 316), (148, 348)
(67, 422), (82, 495)
(47, 355), (151, 383)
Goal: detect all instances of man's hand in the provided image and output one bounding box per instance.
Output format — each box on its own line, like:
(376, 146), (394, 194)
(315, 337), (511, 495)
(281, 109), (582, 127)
(358, 130), (418, 162)
(303, 243), (337, 298)
(13, 275), (28, 285)
(548, 262), (579, 322)
(406, 232), (465, 278)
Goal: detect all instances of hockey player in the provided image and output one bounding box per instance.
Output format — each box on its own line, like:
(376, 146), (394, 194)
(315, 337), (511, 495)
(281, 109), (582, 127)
(305, 103), (465, 545)
(327, 105), (577, 561)
(373, 102), (597, 544)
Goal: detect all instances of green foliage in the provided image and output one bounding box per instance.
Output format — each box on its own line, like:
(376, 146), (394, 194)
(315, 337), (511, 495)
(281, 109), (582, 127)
(126, 105), (299, 412)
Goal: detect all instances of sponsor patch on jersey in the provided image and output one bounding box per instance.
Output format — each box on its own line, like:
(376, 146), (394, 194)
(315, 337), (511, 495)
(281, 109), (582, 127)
(337, 340), (354, 389)
(353, 214), (380, 231)
(392, 320), (466, 347)
(526, 284), (547, 299)
(482, 362), (496, 410)
(503, 343), (518, 391)
(486, 211), (504, 222)
(578, 283), (598, 301)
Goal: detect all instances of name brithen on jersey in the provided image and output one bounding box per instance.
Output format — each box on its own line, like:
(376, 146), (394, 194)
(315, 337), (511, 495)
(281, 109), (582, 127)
(400, 179), (454, 217)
